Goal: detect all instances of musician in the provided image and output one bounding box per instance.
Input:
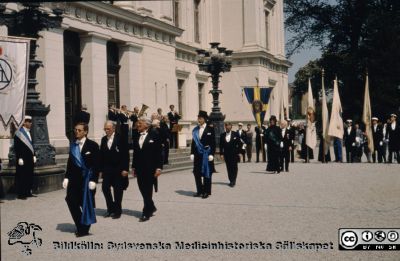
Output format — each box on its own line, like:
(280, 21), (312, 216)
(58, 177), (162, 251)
(190, 111), (215, 198)
(63, 122), (99, 237)
(99, 121), (129, 219)
(73, 104), (90, 125)
(14, 116), (36, 199)
(220, 122), (242, 187)
(108, 105), (118, 122)
(132, 117), (163, 222)
(168, 105), (181, 148)
(118, 105), (130, 144)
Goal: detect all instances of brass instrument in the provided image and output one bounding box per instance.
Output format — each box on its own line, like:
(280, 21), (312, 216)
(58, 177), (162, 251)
(138, 104), (149, 117)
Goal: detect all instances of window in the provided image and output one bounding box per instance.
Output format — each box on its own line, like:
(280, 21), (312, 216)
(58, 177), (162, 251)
(173, 0), (180, 27)
(177, 79), (184, 117)
(265, 11), (269, 50)
(194, 0), (200, 43)
(198, 83), (204, 110)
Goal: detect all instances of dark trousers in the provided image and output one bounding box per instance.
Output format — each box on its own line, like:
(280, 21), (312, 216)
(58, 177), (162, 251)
(266, 148), (280, 172)
(333, 139), (342, 162)
(102, 172), (124, 215)
(136, 173), (156, 217)
(170, 128), (178, 149)
(240, 151), (246, 162)
(224, 156), (238, 185)
(290, 147), (295, 163)
(388, 149), (400, 163)
(256, 143), (266, 162)
(245, 144), (252, 162)
(193, 171), (212, 195)
(345, 146), (353, 163)
(372, 147), (385, 163)
(280, 149), (290, 172)
(15, 166), (34, 197)
(163, 142), (170, 164)
(65, 184), (92, 234)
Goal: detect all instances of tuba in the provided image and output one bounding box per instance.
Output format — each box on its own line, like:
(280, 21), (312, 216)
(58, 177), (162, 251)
(138, 104), (149, 117)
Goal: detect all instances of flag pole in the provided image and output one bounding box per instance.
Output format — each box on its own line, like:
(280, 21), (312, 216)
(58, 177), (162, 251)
(322, 69), (326, 163)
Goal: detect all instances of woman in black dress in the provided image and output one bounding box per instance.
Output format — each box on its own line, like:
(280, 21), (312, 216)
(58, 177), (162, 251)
(265, 116), (282, 173)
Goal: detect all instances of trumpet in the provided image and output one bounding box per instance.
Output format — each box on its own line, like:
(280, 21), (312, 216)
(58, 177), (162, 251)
(138, 104), (149, 117)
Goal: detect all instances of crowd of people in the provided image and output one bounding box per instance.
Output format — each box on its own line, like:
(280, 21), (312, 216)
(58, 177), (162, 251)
(1, 102), (399, 236)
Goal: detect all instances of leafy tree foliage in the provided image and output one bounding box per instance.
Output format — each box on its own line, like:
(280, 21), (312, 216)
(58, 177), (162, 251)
(286, 0), (400, 121)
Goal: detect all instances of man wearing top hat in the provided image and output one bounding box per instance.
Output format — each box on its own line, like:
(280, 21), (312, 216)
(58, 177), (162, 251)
(371, 117), (385, 163)
(190, 111), (215, 198)
(63, 122), (99, 237)
(386, 113), (400, 163)
(14, 115), (36, 199)
(343, 119), (356, 163)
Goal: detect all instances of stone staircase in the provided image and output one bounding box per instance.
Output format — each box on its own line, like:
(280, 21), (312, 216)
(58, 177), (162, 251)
(55, 147), (194, 173)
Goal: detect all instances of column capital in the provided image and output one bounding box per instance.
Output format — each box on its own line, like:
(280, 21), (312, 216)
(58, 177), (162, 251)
(120, 41), (143, 52)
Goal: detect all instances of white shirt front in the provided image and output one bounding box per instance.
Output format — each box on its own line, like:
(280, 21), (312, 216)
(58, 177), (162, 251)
(23, 127), (32, 141)
(391, 122), (396, 130)
(107, 133), (115, 149)
(225, 132), (231, 142)
(76, 137), (86, 152)
(373, 124), (377, 133)
(238, 130), (242, 136)
(139, 131), (148, 149)
(347, 127), (352, 135)
(281, 128), (286, 139)
(199, 123), (206, 138)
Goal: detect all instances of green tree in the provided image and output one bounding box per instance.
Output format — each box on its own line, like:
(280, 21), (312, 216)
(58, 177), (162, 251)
(286, 0), (400, 121)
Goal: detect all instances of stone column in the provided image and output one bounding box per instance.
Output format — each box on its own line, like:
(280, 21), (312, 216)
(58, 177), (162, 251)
(36, 27), (68, 148)
(80, 32), (110, 142)
(118, 42), (143, 109)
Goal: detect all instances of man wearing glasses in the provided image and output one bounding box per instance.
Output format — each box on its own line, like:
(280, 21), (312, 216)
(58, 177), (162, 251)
(63, 122), (100, 237)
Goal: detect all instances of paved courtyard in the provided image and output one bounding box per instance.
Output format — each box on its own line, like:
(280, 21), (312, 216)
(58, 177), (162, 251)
(1, 161), (400, 260)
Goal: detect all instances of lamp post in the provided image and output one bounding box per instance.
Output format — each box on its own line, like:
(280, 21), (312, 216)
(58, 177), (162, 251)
(0, 3), (64, 193)
(196, 42), (233, 147)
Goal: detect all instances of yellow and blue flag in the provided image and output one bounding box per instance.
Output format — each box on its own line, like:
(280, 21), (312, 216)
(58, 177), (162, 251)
(242, 86), (273, 127)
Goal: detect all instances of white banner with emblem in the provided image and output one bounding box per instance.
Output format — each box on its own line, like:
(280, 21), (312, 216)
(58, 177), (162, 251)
(0, 36), (30, 129)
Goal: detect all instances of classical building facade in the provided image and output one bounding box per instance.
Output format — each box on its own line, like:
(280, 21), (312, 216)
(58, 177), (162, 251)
(0, 0), (290, 155)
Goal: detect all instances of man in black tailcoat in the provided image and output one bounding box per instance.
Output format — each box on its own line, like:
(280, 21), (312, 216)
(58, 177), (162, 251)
(280, 120), (292, 172)
(255, 124), (266, 162)
(99, 121), (129, 219)
(237, 123), (247, 162)
(371, 117), (384, 163)
(73, 104), (90, 125)
(168, 105), (181, 148)
(63, 122), (99, 237)
(220, 122), (242, 187)
(14, 116), (36, 199)
(343, 119), (356, 163)
(265, 116), (282, 173)
(132, 117), (163, 222)
(386, 113), (400, 163)
(286, 119), (296, 163)
(190, 111), (215, 199)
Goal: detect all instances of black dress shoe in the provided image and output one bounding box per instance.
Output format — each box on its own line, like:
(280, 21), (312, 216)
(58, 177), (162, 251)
(193, 193), (202, 197)
(139, 216), (150, 222)
(151, 207), (157, 216)
(75, 231), (90, 237)
(103, 212), (112, 218)
(17, 196), (27, 200)
(202, 193), (209, 199)
(111, 213), (121, 219)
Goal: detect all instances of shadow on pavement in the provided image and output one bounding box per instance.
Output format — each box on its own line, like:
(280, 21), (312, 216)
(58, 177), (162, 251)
(95, 208), (107, 217)
(56, 223), (75, 233)
(249, 171), (279, 174)
(122, 209), (142, 218)
(213, 182), (230, 186)
(175, 190), (194, 197)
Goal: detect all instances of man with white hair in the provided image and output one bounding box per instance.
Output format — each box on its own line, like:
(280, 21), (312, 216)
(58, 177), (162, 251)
(99, 121), (129, 219)
(132, 117), (163, 222)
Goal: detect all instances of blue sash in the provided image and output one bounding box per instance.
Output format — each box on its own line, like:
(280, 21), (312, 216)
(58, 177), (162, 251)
(15, 128), (34, 154)
(192, 126), (211, 178)
(70, 142), (96, 226)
